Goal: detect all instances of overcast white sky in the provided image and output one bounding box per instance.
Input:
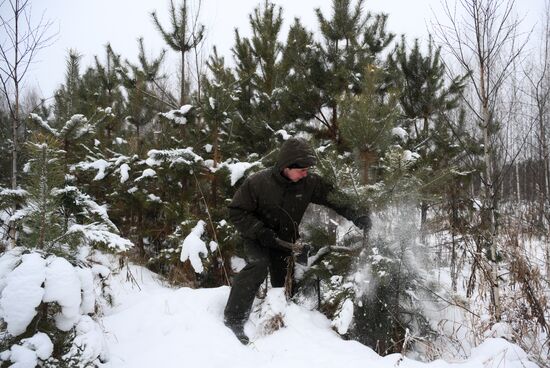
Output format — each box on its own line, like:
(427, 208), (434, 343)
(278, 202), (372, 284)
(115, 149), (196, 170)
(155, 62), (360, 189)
(12, 0), (545, 100)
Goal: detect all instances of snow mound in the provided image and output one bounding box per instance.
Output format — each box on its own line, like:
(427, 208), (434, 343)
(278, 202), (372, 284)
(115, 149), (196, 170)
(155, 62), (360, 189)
(0, 249), (111, 366)
(0, 252), (46, 335)
(100, 264), (539, 368)
(1, 332), (54, 367)
(43, 257), (82, 331)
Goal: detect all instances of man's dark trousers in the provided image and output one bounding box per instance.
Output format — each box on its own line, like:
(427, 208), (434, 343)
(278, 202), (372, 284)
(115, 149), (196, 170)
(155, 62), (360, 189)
(224, 240), (289, 324)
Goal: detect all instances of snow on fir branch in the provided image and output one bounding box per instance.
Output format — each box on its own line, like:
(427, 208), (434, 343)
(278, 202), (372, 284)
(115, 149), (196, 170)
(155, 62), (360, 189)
(158, 105), (193, 125)
(66, 223), (133, 251)
(74, 159), (110, 181)
(146, 147), (204, 167)
(51, 186), (118, 230)
(29, 113), (93, 139)
(180, 220), (209, 273)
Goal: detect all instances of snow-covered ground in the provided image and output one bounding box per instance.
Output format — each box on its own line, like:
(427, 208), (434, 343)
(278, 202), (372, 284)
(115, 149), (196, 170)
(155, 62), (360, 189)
(100, 264), (538, 368)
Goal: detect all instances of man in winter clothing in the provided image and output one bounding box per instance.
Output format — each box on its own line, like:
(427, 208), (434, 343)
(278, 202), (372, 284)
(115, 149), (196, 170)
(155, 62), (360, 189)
(224, 137), (370, 344)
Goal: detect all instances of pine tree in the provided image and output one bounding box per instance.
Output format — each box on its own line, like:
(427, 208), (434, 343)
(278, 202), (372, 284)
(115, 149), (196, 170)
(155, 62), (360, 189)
(20, 135), (66, 251)
(313, 0), (394, 146)
(230, 0), (285, 157)
(279, 19), (323, 124)
(151, 0), (205, 105)
(339, 65), (398, 184)
(53, 50), (84, 126)
(387, 36), (466, 154)
(87, 44), (126, 147)
(201, 48), (239, 204)
(296, 147), (436, 355)
(386, 36), (468, 234)
(116, 38), (168, 155)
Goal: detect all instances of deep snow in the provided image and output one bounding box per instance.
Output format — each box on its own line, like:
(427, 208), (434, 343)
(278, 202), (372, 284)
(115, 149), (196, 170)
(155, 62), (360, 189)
(100, 264), (539, 368)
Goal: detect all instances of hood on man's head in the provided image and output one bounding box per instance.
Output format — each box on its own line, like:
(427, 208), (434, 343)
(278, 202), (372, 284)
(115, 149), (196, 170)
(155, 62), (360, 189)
(276, 137), (317, 171)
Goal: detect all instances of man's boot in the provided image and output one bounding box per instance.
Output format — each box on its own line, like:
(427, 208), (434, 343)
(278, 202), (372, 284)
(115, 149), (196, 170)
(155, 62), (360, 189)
(224, 319), (249, 345)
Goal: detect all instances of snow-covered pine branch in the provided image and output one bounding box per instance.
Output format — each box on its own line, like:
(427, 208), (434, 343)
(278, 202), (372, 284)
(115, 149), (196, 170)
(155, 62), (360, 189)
(66, 223), (133, 252)
(0, 187), (28, 208)
(57, 114), (94, 140)
(179, 220), (211, 274)
(158, 105), (194, 125)
(29, 113), (59, 137)
(146, 147), (204, 168)
(72, 154), (137, 184)
(73, 159), (111, 181)
(51, 186), (118, 230)
(215, 160), (262, 186)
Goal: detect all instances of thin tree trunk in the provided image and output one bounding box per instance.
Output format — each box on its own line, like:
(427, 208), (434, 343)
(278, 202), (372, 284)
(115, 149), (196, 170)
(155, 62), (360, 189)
(211, 126), (220, 208)
(515, 163), (521, 202)
(420, 202), (428, 244)
(180, 0), (187, 106)
(479, 37), (501, 320)
(38, 145), (47, 249)
(482, 121), (501, 321)
(539, 107), (549, 225)
(450, 186), (458, 292)
(181, 49), (186, 106)
(331, 105), (338, 144)
(7, 1), (21, 249)
(194, 38), (201, 102)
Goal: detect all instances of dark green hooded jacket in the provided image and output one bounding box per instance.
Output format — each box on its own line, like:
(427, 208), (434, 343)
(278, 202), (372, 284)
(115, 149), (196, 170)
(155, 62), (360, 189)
(228, 138), (361, 245)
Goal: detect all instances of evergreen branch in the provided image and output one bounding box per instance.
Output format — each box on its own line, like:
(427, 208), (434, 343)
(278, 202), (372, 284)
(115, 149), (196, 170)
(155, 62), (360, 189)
(192, 173), (231, 286)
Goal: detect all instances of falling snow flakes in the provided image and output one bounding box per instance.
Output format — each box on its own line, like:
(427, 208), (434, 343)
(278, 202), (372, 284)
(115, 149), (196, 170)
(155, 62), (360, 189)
(159, 105), (193, 125)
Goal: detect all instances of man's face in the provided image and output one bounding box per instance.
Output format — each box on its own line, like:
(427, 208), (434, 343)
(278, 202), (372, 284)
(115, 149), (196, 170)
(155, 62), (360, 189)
(283, 167), (309, 182)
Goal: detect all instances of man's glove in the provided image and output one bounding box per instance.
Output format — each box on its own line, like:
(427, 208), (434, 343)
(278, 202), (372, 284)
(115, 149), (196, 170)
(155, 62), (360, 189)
(353, 215), (371, 231)
(257, 228), (279, 249)
(275, 238), (304, 254)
